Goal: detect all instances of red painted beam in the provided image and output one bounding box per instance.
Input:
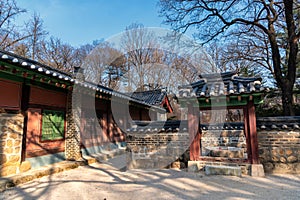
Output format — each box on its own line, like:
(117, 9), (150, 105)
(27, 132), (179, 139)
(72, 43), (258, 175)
(188, 103), (200, 161)
(248, 101), (259, 164)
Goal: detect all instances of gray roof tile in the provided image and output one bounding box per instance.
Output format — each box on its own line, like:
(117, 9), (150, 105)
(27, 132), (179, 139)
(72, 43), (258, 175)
(178, 71), (265, 98)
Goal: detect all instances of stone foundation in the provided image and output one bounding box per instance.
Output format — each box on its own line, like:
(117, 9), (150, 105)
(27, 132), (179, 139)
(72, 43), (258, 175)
(258, 129), (300, 173)
(188, 160), (251, 175)
(0, 113), (30, 176)
(257, 117), (300, 174)
(205, 165), (242, 176)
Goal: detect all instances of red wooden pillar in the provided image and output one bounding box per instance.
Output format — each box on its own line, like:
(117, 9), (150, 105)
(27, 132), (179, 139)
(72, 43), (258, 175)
(243, 107), (252, 162)
(188, 103), (200, 161)
(247, 101), (259, 164)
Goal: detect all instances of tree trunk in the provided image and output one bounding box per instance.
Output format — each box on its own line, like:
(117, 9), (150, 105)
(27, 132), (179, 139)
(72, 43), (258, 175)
(281, 83), (295, 116)
(281, 0), (298, 116)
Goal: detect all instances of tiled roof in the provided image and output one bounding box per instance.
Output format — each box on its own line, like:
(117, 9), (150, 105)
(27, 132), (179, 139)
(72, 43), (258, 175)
(131, 89), (167, 106)
(130, 89), (173, 113)
(127, 120), (187, 133)
(0, 49), (163, 109)
(178, 71), (265, 98)
(127, 116), (300, 133)
(127, 120), (245, 133)
(257, 116), (300, 130)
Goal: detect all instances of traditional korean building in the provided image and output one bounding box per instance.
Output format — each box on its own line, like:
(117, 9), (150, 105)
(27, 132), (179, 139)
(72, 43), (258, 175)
(0, 49), (164, 176)
(3, 49), (296, 177)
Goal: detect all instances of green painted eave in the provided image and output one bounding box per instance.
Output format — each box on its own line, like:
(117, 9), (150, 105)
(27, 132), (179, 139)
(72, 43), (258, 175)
(178, 93), (264, 108)
(0, 61), (72, 89)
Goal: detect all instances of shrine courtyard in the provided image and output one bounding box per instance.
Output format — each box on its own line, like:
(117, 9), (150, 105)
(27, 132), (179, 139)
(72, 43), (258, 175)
(0, 154), (299, 200)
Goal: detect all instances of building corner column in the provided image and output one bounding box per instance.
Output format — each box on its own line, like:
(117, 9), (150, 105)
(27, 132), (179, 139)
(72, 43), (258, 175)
(65, 88), (82, 161)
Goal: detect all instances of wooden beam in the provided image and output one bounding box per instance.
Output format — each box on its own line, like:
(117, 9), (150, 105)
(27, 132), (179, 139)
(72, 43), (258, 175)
(247, 101), (259, 164)
(243, 107), (252, 163)
(21, 83), (30, 162)
(188, 103), (200, 161)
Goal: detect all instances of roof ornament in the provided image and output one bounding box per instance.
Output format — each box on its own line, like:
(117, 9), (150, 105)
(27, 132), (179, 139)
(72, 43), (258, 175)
(73, 66), (85, 82)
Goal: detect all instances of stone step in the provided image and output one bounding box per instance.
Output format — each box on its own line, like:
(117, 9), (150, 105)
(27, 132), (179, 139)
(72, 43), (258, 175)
(205, 165), (242, 177)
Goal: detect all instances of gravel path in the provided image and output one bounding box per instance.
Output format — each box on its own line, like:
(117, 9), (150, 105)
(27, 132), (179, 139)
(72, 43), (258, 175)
(0, 158), (299, 200)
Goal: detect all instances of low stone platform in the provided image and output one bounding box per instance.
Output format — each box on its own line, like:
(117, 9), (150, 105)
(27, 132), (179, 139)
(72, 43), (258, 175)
(205, 165), (242, 177)
(188, 161), (264, 176)
(0, 149), (126, 192)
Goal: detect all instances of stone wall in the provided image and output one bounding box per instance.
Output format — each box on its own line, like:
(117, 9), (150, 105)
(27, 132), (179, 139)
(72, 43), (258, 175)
(0, 113), (30, 176)
(127, 118), (300, 174)
(126, 121), (189, 169)
(257, 117), (300, 174)
(201, 128), (247, 159)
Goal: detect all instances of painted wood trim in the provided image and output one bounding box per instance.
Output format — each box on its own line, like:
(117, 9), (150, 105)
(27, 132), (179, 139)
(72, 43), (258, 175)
(0, 79), (22, 110)
(29, 86), (67, 108)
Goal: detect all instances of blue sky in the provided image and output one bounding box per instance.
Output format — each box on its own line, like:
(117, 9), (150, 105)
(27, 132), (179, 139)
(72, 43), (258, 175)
(17, 0), (168, 47)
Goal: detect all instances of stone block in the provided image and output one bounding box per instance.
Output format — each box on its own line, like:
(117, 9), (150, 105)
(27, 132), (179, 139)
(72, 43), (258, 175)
(4, 148), (13, 154)
(0, 165), (17, 176)
(14, 124), (23, 133)
(14, 147), (21, 154)
(6, 139), (13, 147)
(250, 164), (265, 177)
(19, 161), (31, 173)
(205, 165), (242, 177)
(171, 161), (181, 169)
(273, 163), (290, 173)
(240, 164), (251, 175)
(280, 157), (287, 163)
(8, 155), (20, 163)
(187, 161), (206, 172)
(295, 163), (300, 173)
(10, 132), (20, 140)
(285, 149), (293, 156)
(287, 155), (297, 163)
(263, 162), (274, 173)
(187, 161), (200, 172)
(127, 159), (155, 169)
(272, 155), (279, 162)
(279, 149), (285, 156)
(10, 174), (35, 185)
(1, 126), (8, 133)
(0, 154), (7, 165)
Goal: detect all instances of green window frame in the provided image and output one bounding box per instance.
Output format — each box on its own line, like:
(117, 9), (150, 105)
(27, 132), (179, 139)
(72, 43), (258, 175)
(41, 110), (65, 141)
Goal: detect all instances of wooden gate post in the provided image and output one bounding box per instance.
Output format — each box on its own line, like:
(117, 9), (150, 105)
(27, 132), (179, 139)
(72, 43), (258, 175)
(188, 103), (200, 161)
(247, 101), (259, 164)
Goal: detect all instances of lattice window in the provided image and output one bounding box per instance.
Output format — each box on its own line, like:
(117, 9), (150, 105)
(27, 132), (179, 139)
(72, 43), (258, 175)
(41, 110), (65, 141)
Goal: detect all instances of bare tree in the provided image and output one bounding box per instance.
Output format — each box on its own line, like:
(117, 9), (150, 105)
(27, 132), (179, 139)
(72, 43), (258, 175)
(82, 41), (125, 88)
(118, 23), (213, 93)
(73, 43), (97, 72)
(206, 42), (259, 77)
(38, 37), (75, 73)
(120, 23), (159, 92)
(13, 43), (28, 57)
(24, 12), (48, 60)
(0, 0), (29, 50)
(159, 0), (300, 115)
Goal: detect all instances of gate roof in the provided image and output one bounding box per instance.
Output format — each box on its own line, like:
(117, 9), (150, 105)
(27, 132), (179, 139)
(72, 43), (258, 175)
(178, 71), (267, 107)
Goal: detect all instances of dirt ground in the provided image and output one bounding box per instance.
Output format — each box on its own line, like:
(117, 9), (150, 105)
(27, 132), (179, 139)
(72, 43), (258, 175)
(0, 156), (299, 200)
